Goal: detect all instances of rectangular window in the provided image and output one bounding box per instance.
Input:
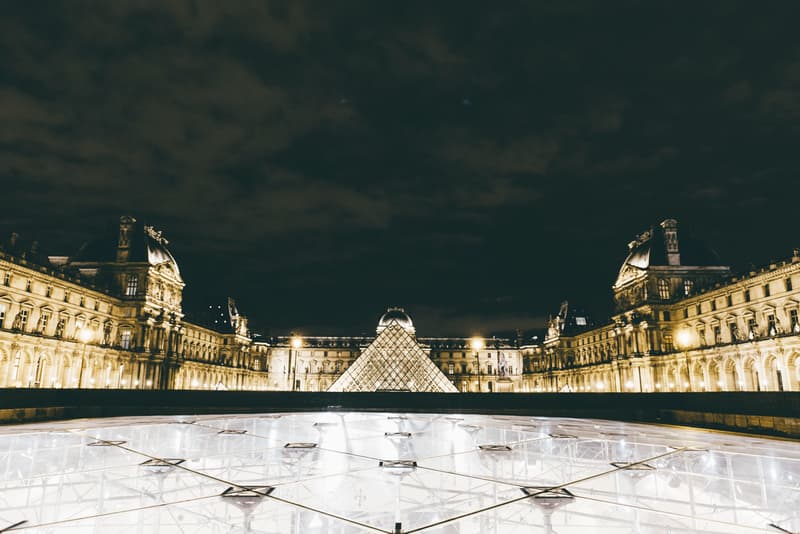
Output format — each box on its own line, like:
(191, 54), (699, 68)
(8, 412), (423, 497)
(462, 351), (466, 358)
(662, 311), (671, 321)
(713, 325), (721, 344)
(25, 279), (31, 292)
(40, 312), (50, 332)
(0, 303), (6, 326)
(726, 294), (732, 307)
(19, 309), (29, 330)
(792, 309), (799, 332)
(684, 308), (689, 319)
(448, 363), (454, 375)
(696, 304), (702, 315)
(662, 333), (674, 352)
(786, 278), (793, 292)
(120, 330), (132, 349)
(79, 296), (85, 307)
(64, 291), (70, 303)
(461, 363), (467, 374)
(764, 284), (771, 298)
(747, 318), (757, 338)
(697, 327), (706, 346)
(729, 323), (738, 342)
(683, 279), (694, 296)
(744, 289), (750, 303)
(768, 314), (777, 335)
(46, 286), (52, 298)
(487, 364), (493, 375)
(2, 273), (9, 286)
(711, 299), (717, 311)
(126, 274), (138, 296)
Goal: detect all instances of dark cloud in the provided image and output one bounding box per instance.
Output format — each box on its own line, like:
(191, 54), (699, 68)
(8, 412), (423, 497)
(2, 1), (800, 335)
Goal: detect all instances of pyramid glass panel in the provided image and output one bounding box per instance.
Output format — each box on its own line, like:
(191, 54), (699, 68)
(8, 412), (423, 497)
(328, 321), (458, 392)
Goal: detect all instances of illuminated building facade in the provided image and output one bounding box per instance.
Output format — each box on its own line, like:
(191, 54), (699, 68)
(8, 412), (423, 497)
(524, 219), (800, 393)
(0, 217), (522, 392)
(3, 216), (798, 393)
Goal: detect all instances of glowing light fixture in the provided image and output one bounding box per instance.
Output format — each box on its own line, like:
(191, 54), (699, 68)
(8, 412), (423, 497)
(470, 337), (484, 351)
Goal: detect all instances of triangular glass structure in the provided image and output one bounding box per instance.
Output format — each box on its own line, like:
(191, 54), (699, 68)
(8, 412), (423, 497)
(328, 321), (458, 392)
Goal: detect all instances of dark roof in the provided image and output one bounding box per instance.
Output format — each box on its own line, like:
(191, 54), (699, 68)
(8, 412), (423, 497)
(71, 219), (180, 275)
(0, 232), (49, 265)
(621, 221), (723, 271)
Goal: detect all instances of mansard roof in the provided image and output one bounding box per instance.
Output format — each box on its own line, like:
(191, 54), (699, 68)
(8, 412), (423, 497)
(71, 218), (181, 276)
(616, 219), (725, 287)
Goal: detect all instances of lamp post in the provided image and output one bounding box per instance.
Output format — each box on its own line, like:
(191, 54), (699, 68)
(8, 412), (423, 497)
(289, 335), (302, 392)
(470, 337), (484, 393)
(76, 327), (93, 388)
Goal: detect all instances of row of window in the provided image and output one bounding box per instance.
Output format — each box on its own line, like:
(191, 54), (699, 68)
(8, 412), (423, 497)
(445, 363), (515, 375)
(2, 271), (108, 311)
(660, 277), (794, 307)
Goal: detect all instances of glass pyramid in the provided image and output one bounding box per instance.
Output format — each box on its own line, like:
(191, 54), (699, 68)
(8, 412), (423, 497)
(328, 321), (458, 392)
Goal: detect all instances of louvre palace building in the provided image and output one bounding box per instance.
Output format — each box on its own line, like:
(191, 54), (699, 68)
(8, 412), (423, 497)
(1, 216), (799, 393)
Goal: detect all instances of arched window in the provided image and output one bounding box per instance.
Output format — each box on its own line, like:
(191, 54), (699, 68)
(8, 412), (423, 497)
(658, 279), (671, 300)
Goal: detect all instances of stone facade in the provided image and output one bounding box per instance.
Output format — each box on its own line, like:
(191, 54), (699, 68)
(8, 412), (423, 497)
(0, 217), (523, 392)
(524, 219), (800, 393)
(5, 216), (795, 394)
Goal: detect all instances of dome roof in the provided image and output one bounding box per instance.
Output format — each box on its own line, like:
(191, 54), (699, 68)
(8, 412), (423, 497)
(71, 217), (181, 278)
(377, 307), (415, 334)
(615, 219), (723, 288)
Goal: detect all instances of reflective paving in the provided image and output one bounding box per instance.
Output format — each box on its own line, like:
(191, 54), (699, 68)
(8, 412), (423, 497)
(0, 412), (798, 533)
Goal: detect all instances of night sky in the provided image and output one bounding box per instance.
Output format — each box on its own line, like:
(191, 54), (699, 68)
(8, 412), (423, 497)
(2, 2), (800, 337)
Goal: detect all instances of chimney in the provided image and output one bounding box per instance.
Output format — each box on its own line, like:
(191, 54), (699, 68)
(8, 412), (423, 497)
(117, 216), (136, 262)
(9, 232), (19, 248)
(30, 241), (39, 256)
(660, 219), (680, 266)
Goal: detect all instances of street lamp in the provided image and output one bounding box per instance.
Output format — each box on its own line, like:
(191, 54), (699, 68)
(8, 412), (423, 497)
(470, 337), (484, 392)
(290, 335), (303, 392)
(76, 327), (93, 388)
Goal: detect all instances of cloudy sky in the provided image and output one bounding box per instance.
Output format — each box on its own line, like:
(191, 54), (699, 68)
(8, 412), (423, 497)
(2, 1), (800, 336)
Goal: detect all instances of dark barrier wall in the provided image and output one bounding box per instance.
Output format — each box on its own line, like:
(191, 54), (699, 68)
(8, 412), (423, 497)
(1, 389), (799, 438)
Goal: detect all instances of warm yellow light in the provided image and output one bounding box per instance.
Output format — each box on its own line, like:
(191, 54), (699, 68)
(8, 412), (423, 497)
(675, 329), (693, 349)
(470, 337), (484, 351)
(291, 336), (303, 349)
(77, 327), (93, 344)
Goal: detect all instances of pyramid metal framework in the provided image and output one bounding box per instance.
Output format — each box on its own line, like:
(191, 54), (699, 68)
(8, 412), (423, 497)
(328, 321), (458, 392)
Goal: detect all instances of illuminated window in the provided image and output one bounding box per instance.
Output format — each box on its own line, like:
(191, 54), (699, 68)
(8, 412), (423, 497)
(747, 317), (757, 338)
(683, 279), (694, 296)
(768, 315), (777, 336)
(728, 323), (738, 342)
(448, 363), (454, 375)
(658, 279), (670, 300)
(40, 311), (50, 333)
(662, 333), (673, 352)
(19, 309), (29, 330)
(575, 317), (587, 326)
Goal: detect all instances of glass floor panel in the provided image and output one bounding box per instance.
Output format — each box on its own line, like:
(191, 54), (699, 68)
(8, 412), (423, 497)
(0, 412), (797, 533)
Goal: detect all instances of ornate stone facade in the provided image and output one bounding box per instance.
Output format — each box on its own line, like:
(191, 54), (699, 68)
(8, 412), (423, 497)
(524, 219), (800, 393)
(0, 217), (523, 392)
